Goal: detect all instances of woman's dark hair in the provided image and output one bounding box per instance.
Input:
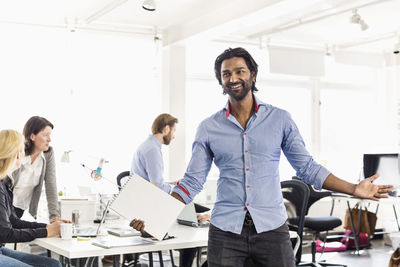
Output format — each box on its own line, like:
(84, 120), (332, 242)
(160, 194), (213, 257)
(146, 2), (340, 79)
(214, 47), (259, 92)
(23, 116), (54, 155)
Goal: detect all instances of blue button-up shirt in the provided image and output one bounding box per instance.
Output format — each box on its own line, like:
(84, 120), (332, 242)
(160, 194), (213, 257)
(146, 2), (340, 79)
(131, 135), (173, 194)
(173, 96), (330, 234)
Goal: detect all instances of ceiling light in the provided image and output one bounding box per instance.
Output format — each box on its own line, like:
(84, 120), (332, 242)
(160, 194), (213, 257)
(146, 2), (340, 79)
(359, 19), (368, 31)
(350, 9), (361, 23)
(142, 0), (156, 11)
(349, 9), (368, 31)
(349, 9), (361, 24)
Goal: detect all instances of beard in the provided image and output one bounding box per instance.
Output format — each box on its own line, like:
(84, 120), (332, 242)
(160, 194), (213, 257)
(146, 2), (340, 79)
(223, 79), (252, 102)
(163, 132), (172, 145)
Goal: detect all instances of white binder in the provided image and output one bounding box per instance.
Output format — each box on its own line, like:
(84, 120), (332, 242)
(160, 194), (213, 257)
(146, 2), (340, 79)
(109, 173), (185, 240)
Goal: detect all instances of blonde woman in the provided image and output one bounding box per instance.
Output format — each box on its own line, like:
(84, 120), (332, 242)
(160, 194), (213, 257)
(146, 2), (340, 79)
(0, 129), (61, 267)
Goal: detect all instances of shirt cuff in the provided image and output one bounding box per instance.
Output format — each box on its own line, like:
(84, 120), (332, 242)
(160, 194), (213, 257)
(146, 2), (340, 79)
(172, 184), (192, 204)
(313, 166), (331, 190)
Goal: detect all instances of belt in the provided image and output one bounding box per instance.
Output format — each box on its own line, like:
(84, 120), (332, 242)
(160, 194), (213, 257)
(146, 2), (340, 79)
(244, 211), (253, 226)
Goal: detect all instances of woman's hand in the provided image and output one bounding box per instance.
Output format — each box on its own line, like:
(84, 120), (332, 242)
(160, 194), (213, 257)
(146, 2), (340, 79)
(50, 217), (71, 224)
(46, 221), (61, 237)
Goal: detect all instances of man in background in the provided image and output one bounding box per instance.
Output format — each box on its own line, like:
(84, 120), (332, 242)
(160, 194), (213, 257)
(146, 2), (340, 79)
(131, 113), (178, 193)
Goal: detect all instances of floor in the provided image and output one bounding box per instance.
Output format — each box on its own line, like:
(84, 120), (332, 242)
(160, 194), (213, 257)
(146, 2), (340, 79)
(101, 239), (394, 266)
(299, 239), (394, 267)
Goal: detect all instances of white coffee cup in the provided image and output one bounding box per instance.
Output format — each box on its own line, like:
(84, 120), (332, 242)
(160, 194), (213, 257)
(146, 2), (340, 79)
(60, 223), (73, 240)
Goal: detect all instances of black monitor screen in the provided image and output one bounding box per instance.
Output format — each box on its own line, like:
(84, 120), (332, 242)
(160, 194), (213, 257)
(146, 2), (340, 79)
(363, 153), (399, 186)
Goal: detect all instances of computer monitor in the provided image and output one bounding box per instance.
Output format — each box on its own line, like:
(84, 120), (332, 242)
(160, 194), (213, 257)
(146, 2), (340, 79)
(363, 154), (400, 188)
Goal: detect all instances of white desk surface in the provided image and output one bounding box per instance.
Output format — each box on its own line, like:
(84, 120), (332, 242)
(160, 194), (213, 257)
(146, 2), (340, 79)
(34, 222), (298, 259)
(331, 194), (400, 205)
(33, 223), (208, 259)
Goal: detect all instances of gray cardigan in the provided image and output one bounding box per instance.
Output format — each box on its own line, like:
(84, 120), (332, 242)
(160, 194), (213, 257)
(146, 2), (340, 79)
(11, 148), (60, 219)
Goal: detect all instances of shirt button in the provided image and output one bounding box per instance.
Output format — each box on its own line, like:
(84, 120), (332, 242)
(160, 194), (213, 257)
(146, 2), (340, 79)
(245, 150), (248, 153)
(244, 132), (247, 135)
(246, 185), (250, 189)
(246, 203), (250, 206)
(246, 168), (249, 171)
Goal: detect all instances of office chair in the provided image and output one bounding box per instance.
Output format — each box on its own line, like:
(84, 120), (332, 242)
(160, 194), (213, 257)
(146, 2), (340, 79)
(292, 177), (346, 267)
(116, 171), (176, 267)
(281, 179), (310, 265)
(116, 171), (131, 188)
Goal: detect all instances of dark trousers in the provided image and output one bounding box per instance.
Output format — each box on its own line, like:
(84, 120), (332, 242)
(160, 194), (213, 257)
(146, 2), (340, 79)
(180, 248), (197, 267)
(207, 217), (295, 267)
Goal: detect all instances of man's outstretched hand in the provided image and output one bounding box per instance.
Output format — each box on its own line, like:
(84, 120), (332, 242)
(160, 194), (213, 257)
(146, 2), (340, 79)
(130, 219), (145, 233)
(353, 174), (393, 201)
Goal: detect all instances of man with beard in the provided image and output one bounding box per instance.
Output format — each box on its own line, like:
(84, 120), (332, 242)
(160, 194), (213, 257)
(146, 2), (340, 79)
(131, 48), (392, 267)
(130, 113), (178, 193)
(130, 113), (209, 267)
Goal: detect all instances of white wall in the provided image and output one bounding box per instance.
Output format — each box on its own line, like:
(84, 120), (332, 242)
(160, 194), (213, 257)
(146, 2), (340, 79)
(0, 24), (161, 195)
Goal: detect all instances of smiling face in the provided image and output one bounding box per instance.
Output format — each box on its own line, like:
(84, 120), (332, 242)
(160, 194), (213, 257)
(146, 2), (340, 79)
(221, 57), (255, 102)
(31, 126), (52, 153)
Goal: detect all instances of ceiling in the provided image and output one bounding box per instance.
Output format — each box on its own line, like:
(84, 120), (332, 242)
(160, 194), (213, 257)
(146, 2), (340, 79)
(0, 0), (399, 53)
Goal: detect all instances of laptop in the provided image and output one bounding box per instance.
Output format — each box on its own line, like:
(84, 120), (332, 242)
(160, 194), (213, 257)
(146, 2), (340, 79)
(177, 202), (210, 227)
(73, 200), (110, 237)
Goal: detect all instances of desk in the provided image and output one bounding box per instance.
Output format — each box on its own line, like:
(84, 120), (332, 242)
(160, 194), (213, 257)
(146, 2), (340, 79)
(34, 223), (299, 267)
(331, 195), (400, 254)
(34, 223), (208, 267)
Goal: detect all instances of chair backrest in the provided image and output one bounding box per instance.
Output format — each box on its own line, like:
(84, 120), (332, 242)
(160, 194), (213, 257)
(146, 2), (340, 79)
(116, 171), (130, 190)
(292, 176), (332, 215)
(281, 179), (310, 264)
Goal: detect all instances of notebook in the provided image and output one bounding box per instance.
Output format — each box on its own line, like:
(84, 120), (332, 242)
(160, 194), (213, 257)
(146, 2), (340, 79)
(109, 173), (185, 240)
(73, 200), (110, 238)
(177, 202), (210, 228)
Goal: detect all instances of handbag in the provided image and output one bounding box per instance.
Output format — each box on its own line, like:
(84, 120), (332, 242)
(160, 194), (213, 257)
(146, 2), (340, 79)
(390, 247), (400, 267)
(343, 203), (377, 236)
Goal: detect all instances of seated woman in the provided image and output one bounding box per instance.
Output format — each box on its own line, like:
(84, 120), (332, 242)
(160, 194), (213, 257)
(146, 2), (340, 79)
(0, 129), (61, 267)
(12, 116), (60, 220)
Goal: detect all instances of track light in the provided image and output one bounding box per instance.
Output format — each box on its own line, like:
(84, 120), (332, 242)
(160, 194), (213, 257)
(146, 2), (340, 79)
(349, 9), (368, 31)
(349, 9), (361, 24)
(359, 20), (368, 31)
(142, 0), (156, 11)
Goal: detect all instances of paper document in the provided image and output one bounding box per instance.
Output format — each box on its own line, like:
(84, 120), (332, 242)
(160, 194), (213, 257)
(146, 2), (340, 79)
(107, 227), (141, 237)
(109, 174), (185, 240)
(92, 236), (152, 249)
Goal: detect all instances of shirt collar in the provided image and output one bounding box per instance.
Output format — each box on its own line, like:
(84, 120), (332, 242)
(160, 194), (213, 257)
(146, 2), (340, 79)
(224, 94), (262, 117)
(149, 135), (162, 149)
(23, 152), (45, 166)
(22, 155), (30, 166)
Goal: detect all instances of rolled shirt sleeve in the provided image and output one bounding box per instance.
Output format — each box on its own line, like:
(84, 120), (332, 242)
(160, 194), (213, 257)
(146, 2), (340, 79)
(281, 111), (330, 190)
